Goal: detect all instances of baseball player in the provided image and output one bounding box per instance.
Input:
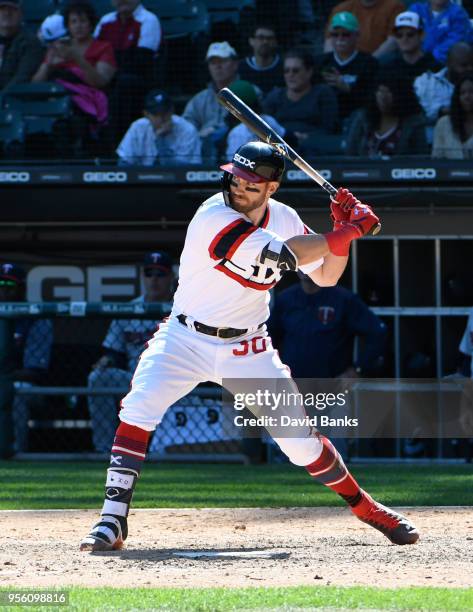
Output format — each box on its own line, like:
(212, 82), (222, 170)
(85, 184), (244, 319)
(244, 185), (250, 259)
(87, 252), (175, 453)
(80, 141), (419, 551)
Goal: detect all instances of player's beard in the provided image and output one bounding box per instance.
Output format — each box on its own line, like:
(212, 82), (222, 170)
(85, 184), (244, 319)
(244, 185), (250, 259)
(229, 186), (269, 215)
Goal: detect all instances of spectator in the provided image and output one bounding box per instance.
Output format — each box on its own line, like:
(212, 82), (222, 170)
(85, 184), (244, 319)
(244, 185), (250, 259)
(256, 1), (317, 48)
(269, 273), (386, 378)
(0, 263), (53, 454)
(315, 12), (378, 122)
(239, 24), (284, 94)
(409, 0), (473, 65)
(33, 6), (117, 156)
(87, 251), (174, 453)
(345, 75), (428, 157)
(0, 0), (44, 93)
(380, 11), (441, 85)
(262, 48), (339, 154)
(432, 72), (473, 158)
(183, 41), (239, 160)
(414, 42), (473, 137)
(117, 89), (201, 166)
(95, 0), (161, 140)
(324, 0), (405, 59)
(224, 80), (285, 159)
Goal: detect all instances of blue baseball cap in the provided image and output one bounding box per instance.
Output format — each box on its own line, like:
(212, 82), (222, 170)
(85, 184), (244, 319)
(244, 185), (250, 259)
(143, 251), (173, 275)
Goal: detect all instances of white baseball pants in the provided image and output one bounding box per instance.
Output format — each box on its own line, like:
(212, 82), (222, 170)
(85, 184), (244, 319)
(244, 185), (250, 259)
(120, 317), (323, 466)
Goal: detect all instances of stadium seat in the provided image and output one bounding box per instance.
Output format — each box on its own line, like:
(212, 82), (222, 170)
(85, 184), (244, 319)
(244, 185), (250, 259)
(203, 0), (255, 24)
(22, 0), (57, 27)
(2, 83), (72, 135)
(144, 0), (210, 39)
(0, 109), (25, 156)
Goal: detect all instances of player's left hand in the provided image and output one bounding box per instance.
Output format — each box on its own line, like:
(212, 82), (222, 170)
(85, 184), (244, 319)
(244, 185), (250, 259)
(330, 188), (360, 228)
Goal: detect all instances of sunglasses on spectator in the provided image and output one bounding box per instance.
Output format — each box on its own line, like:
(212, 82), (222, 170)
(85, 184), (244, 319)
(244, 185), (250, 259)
(144, 268), (170, 278)
(330, 31), (353, 39)
(394, 30), (417, 39)
(0, 279), (18, 287)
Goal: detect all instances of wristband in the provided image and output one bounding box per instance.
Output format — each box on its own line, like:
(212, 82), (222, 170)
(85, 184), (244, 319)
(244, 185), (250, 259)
(324, 224), (360, 256)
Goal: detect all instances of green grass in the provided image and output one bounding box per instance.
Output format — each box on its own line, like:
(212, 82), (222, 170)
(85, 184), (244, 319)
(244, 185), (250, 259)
(1, 586), (473, 611)
(0, 462), (472, 510)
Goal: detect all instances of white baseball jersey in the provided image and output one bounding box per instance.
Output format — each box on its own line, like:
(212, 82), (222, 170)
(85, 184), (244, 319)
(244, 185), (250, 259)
(460, 308), (473, 377)
(171, 193), (323, 329)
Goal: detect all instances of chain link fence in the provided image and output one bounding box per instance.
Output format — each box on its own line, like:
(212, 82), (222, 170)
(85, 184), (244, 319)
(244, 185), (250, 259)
(0, 302), (246, 461)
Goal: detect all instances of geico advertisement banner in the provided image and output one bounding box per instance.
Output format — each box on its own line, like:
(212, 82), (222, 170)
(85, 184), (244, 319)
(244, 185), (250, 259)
(25, 266), (142, 302)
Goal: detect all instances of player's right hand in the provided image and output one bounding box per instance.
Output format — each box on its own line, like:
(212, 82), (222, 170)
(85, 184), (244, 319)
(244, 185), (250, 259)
(346, 202), (380, 237)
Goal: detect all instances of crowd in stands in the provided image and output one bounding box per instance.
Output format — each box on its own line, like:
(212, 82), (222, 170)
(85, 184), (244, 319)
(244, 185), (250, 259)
(0, 0), (473, 162)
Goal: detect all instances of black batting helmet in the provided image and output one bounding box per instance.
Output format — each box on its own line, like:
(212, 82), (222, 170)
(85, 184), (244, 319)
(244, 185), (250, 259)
(221, 141), (285, 184)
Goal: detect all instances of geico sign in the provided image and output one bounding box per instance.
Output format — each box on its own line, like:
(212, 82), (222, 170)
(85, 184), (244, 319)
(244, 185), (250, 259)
(186, 171), (221, 182)
(83, 171), (128, 183)
(0, 172), (30, 183)
(287, 169), (332, 181)
(391, 168), (436, 180)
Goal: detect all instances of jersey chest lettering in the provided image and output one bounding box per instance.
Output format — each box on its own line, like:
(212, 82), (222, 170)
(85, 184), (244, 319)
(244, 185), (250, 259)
(216, 257), (283, 290)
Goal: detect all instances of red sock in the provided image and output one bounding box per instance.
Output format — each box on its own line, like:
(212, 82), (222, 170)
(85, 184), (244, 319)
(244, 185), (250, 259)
(111, 422), (150, 463)
(306, 436), (363, 507)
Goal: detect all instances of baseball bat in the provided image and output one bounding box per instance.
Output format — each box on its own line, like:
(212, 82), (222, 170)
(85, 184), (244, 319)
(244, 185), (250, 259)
(217, 87), (381, 236)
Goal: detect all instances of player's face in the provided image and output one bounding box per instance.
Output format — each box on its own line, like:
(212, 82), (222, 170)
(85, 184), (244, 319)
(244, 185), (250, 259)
(229, 176), (275, 214)
(143, 269), (174, 301)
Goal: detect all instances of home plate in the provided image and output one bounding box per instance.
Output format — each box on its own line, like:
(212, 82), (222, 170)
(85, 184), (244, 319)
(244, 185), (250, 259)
(172, 550), (290, 560)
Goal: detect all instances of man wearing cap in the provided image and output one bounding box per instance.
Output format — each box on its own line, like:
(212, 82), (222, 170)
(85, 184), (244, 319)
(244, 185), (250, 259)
(0, 263), (53, 455)
(324, 0), (405, 59)
(183, 41), (241, 160)
(116, 89), (201, 166)
(0, 0), (44, 93)
(380, 11), (441, 83)
(315, 12), (378, 121)
(87, 252), (175, 453)
(95, 0), (161, 140)
(408, 0), (473, 65)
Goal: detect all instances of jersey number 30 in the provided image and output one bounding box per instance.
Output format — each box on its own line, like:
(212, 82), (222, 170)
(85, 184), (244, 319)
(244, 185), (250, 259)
(233, 336), (267, 356)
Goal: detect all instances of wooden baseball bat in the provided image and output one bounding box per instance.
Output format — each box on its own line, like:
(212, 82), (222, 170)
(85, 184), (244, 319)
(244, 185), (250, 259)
(217, 87), (381, 235)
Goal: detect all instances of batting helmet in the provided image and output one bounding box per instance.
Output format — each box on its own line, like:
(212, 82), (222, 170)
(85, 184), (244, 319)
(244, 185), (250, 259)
(220, 141), (285, 184)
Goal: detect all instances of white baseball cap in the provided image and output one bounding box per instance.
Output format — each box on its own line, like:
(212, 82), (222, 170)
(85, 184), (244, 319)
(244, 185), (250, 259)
(206, 41), (237, 61)
(40, 14), (68, 43)
(394, 11), (422, 31)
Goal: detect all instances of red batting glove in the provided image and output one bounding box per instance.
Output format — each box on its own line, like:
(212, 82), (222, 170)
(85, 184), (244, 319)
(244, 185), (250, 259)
(348, 202), (380, 237)
(325, 203), (380, 256)
(330, 187), (360, 229)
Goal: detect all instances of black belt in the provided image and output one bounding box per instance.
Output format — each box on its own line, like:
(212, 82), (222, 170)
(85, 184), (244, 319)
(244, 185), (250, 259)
(177, 314), (263, 339)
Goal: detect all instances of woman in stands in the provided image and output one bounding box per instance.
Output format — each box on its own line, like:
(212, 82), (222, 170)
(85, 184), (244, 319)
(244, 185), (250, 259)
(432, 72), (473, 160)
(33, 2), (116, 155)
(345, 75), (429, 158)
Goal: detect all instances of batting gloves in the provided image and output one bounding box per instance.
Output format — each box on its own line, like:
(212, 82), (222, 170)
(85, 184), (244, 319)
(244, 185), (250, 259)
(330, 187), (359, 230)
(325, 200), (380, 256)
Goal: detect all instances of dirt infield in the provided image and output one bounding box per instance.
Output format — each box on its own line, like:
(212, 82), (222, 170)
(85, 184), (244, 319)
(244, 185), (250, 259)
(0, 507), (472, 589)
